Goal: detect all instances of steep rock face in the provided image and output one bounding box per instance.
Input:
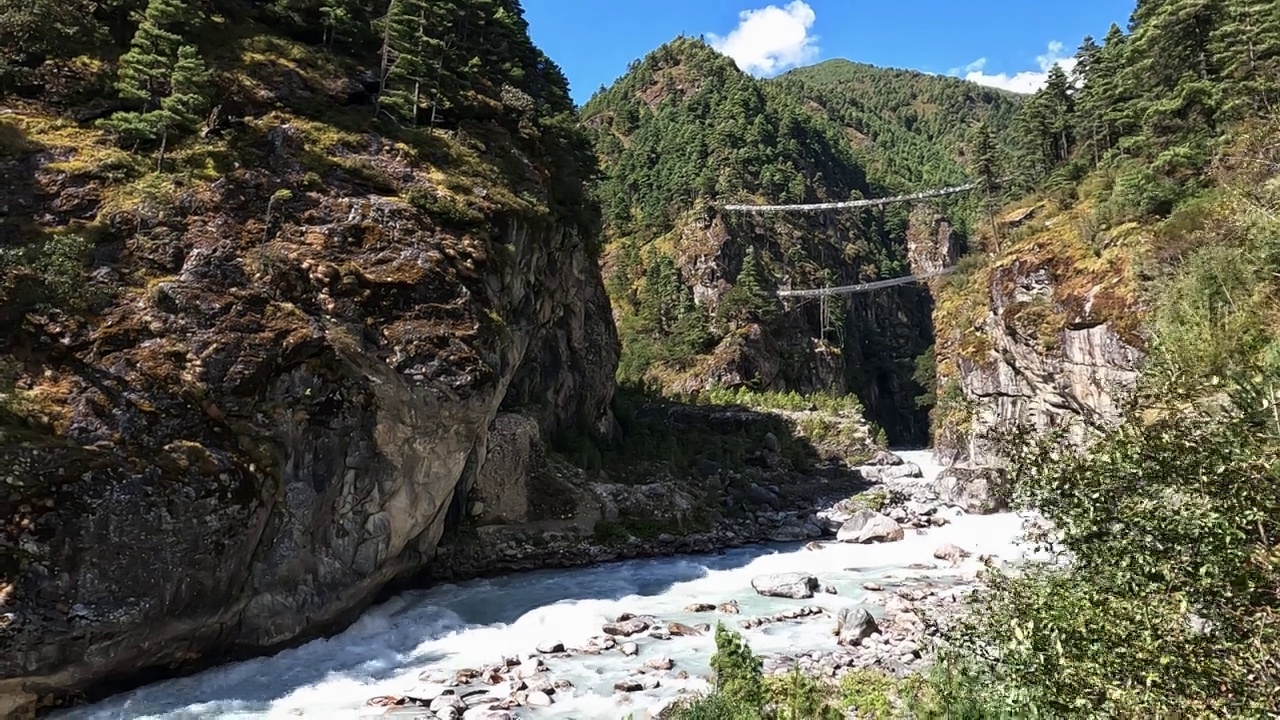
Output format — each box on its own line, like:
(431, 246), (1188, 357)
(933, 226), (1143, 464)
(0, 128), (617, 715)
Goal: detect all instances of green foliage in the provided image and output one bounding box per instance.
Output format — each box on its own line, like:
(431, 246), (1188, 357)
(911, 345), (936, 409)
(935, 367), (1280, 716)
(97, 0), (211, 159)
(672, 632), (914, 720)
(716, 248), (779, 328)
(772, 58), (1021, 194)
(1012, 0), (1280, 206)
(0, 230), (95, 324)
(709, 623), (767, 711)
(691, 387), (865, 416)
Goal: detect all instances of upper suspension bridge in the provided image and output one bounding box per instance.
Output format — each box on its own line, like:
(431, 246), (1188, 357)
(719, 179), (989, 297)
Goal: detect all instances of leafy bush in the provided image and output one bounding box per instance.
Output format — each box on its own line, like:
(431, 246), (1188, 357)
(931, 370), (1280, 717)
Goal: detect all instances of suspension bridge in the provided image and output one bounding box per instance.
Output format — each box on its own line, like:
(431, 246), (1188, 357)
(719, 179), (986, 297)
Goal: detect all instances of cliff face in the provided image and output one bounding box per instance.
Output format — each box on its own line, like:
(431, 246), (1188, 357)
(932, 204), (1145, 465)
(1, 90), (616, 720)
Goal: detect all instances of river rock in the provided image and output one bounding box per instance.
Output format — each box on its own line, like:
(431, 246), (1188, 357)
(515, 658), (545, 679)
(684, 602), (716, 612)
(615, 678), (644, 692)
(751, 572), (820, 599)
(867, 449), (905, 466)
(937, 466), (1007, 514)
(933, 543), (971, 563)
(463, 708), (513, 720)
(526, 690), (554, 707)
(836, 509), (905, 544)
(645, 656), (674, 670)
(770, 524), (810, 542)
(835, 607), (879, 646)
(667, 622), (703, 636)
(405, 683), (449, 702)
(432, 695), (468, 713)
(717, 600), (741, 614)
(804, 541), (824, 551)
(621, 642), (639, 656)
(604, 618), (651, 636)
(536, 640), (564, 654)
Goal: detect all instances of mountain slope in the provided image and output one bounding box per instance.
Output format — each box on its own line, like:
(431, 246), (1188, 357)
(771, 59), (1021, 193)
(582, 37), (945, 444)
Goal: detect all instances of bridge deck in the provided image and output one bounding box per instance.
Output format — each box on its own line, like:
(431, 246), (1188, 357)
(774, 267), (955, 298)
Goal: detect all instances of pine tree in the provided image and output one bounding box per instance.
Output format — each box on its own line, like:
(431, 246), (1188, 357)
(1123, 0), (1223, 153)
(377, 0), (461, 126)
(971, 120), (1002, 249)
(99, 0), (209, 164)
(718, 248), (778, 327)
(1211, 0), (1280, 120)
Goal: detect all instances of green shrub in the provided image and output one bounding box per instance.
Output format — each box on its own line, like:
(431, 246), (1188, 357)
(931, 369), (1280, 717)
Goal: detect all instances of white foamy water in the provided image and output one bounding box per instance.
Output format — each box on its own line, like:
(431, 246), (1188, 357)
(55, 451), (1037, 720)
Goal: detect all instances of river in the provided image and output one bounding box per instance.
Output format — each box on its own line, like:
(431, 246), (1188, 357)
(53, 451), (1035, 720)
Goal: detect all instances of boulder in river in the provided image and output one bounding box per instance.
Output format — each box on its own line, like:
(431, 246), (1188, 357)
(718, 600), (741, 614)
(936, 466), (1007, 514)
(836, 509), (905, 543)
(751, 572), (820, 599)
(933, 543), (972, 564)
(667, 621), (703, 636)
(621, 641), (639, 656)
(526, 690), (554, 707)
(603, 618), (651, 636)
(684, 602), (716, 612)
(536, 640), (564, 654)
(834, 607), (880, 647)
(867, 449), (905, 466)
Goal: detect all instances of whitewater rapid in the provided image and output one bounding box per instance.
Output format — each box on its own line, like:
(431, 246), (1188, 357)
(54, 451), (1036, 720)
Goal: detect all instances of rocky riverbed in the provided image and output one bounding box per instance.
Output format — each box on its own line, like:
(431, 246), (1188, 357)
(51, 451), (1038, 720)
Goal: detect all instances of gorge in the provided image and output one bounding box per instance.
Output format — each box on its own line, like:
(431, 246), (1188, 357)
(3, 0), (1280, 717)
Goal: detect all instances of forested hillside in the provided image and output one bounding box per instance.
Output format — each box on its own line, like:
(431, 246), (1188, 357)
(581, 38), (1013, 443)
(674, 0), (1280, 716)
(771, 59), (1020, 193)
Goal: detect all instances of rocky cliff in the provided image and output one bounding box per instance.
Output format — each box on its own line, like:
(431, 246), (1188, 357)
(0, 5), (618, 712)
(932, 203), (1146, 465)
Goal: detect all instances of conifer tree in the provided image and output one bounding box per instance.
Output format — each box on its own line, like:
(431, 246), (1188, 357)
(971, 120), (1002, 249)
(1211, 0), (1280, 119)
(718, 248), (778, 327)
(100, 0), (209, 165)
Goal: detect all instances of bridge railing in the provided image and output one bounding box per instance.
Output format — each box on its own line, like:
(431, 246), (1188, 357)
(773, 267), (956, 298)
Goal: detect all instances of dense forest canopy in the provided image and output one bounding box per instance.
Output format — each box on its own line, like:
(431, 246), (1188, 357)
(771, 59), (1022, 193)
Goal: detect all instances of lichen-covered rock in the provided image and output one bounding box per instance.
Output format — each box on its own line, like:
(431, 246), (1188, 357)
(0, 127), (618, 717)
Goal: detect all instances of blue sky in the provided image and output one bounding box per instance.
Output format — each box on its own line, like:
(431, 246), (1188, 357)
(523, 0), (1136, 105)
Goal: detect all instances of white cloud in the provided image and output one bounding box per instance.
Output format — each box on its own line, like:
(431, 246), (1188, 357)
(707, 1), (820, 76)
(951, 41), (1078, 94)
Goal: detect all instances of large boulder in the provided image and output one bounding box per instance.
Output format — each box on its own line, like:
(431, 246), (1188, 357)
(751, 572), (820, 599)
(834, 607), (880, 646)
(836, 509), (905, 543)
(937, 466), (1007, 514)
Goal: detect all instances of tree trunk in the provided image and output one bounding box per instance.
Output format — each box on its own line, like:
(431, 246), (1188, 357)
(156, 127), (168, 171)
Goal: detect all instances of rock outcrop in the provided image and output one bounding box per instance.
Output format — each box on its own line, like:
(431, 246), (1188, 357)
(0, 121), (618, 716)
(933, 221), (1144, 466)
